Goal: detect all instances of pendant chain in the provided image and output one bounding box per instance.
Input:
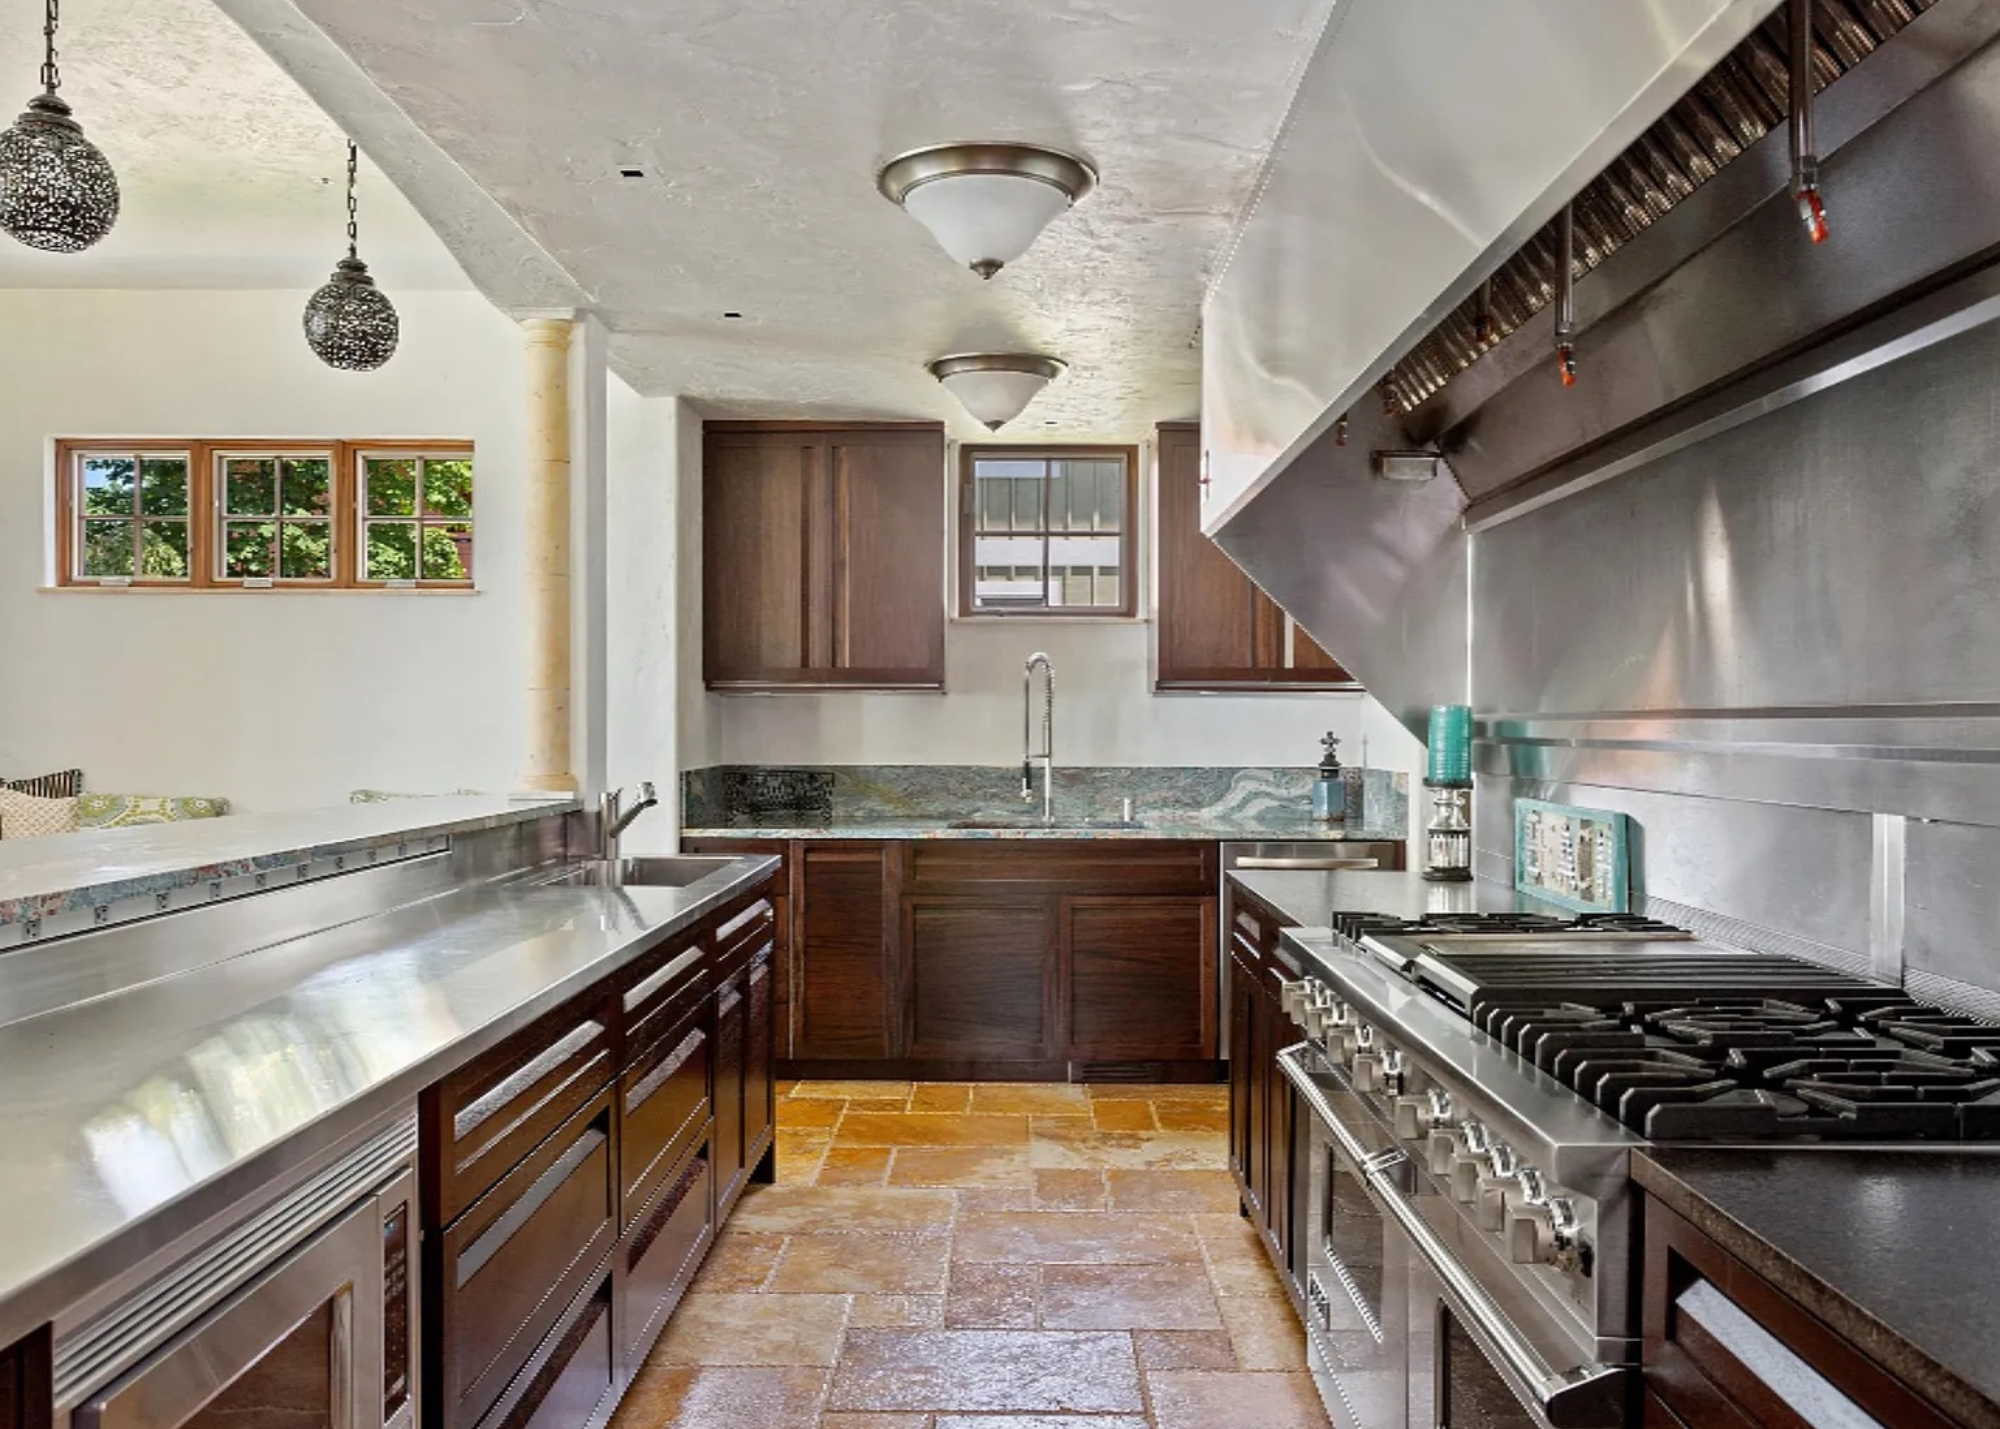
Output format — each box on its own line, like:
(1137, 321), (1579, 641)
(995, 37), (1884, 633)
(41, 0), (60, 95)
(346, 139), (360, 260)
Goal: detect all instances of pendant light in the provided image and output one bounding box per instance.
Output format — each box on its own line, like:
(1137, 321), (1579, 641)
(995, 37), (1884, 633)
(879, 143), (1096, 279)
(303, 140), (399, 371)
(928, 353), (1066, 430)
(0, 0), (119, 253)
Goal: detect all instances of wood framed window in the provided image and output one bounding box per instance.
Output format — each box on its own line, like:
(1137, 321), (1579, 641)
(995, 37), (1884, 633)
(54, 438), (474, 590)
(958, 445), (1137, 617)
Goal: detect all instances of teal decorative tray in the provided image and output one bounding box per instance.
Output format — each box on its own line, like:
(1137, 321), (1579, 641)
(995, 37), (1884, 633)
(1514, 798), (1631, 914)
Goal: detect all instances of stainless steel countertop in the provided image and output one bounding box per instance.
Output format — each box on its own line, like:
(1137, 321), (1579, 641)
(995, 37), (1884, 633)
(0, 795), (578, 929)
(0, 853), (776, 1348)
(1225, 866), (1567, 928)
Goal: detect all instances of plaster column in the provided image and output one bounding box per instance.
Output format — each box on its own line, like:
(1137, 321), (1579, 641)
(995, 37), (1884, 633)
(521, 317), (576, 792)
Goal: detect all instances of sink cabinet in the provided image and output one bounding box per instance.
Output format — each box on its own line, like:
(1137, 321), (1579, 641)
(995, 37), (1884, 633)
(685, 838), (1221, 1081)
(419, 867), (780, 1429)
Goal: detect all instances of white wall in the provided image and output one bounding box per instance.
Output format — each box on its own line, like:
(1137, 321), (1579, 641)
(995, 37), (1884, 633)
(0, 288), (528, 812)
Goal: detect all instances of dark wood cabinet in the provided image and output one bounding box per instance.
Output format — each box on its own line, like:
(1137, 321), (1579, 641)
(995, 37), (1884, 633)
(686, 838), (1222, 1082)
(1154, 421), (1357, 691)
(703, 421), (946, 691)
(0, 1327), (49, 1429)
(905, 898), (1058, 1062)
(1641, 1197), (1961, 1429)
(1223, 875), (1304, 1256)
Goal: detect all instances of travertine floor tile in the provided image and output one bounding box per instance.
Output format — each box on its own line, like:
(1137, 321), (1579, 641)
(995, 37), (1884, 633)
(688, 1231), (785, 1293)
(826, 1330), (1142, 1414)
(936, 1419), (1147, 1429)
(612, 1364), (829, 1429)
(943, 1262), (1039, 1329)
(731, 1185), (956, 1234)
(1105, 1168), (1241, 1214)
(771, 1232), (952, 1294)
(652, 1293), (849, 1366)
(844, 1098), (917, 1113)
(1029, 1123), (1227, 1171)
(1032, 1169), (1108, 1211)
(1039, 1262), (1223, 1330)
(969, 1083), (1091, 1114)
(1133, 1328), (1239, 1371)
(781, 1099), (847, 1130)
(954, 1212), (1203, 1266)
(906, 1083), (973, 1114)
(1147, 1370), (1330, 1429)
(793, 1081), (913, 1100)
(953, 1186), (1033, 1213)
(1153, 1101), (1230, 1133)
(1090, 1100), (1157, 1132)
(849, 1295), (946, 1329)
(1220, 1293), (1311, 1370)
(838, 1113), (1031, 1148)
(816, 1146), (894, 1187)
(1205, 1249), (1289, 1298)
(820, 1416), (932, 1429)
(887, 1146), (1033, 1188)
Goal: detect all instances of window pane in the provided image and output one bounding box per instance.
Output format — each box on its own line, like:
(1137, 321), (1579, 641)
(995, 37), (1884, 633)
(280, 522), (333, 579)
(281, 458), (332, 517)
(366, 458), (417, 516)
(81, 456), (136, 516)
(422, 523), (472, 580)
(223, 521), (276, 578)
(140, 457), (189, 516)
(224, 459), (277, 516)
(139, 521), (189, 579)
(423, 458), (473, 517)
(81, 520), (133, 577)
(366, 521), (418, 580)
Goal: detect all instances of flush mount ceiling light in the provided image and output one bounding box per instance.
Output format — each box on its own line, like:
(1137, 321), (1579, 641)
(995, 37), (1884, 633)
(0, 0), (120, 253)
(928, 353), (1066, 430)
(878, 142), (1096, 279)
(303, 140), (399, 372)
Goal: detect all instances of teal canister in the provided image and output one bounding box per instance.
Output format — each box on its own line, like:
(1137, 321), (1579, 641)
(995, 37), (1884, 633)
(1427, 704), (1473, 785)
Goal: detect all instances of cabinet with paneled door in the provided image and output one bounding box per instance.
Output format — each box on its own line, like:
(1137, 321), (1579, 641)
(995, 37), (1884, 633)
(1223, 875), (1306, 1278)
(703, 421), (946, 690)
(1154, 421), (1357, 691)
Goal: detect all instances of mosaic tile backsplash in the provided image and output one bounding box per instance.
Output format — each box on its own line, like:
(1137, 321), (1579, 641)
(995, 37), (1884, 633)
(683, 764), (1408, 836)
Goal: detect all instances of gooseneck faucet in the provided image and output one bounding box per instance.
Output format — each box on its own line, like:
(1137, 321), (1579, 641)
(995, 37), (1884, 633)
(1023, 652), (1055, 823)
(599, 781), (658, 861)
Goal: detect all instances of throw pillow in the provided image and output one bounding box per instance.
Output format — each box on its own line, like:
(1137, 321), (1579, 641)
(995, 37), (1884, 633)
(74, 794), (230, 829)
(2, 768), (83, 799)
(0, 788), (79, 839)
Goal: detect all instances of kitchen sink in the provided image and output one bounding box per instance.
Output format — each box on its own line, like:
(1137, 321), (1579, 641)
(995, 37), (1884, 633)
(946, 818), (1147, 831)
(550, 855), (741, 888)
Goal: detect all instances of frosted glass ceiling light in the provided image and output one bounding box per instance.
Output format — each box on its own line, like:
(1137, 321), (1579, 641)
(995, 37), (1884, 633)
(879, 143), (1097, 278)
(0, 0), (120, 254)
(929, 353), (1066, 430)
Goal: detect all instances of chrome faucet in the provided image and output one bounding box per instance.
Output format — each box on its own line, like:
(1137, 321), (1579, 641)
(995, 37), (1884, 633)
(1022, 652), (1054, 823)
(599, 781), (658, 861)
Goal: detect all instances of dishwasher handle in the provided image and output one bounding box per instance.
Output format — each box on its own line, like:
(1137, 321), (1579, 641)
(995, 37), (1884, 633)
(1231, 856), (1379, 871)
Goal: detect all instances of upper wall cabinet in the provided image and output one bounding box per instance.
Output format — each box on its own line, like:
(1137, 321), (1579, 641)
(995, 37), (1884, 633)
(1154, 422), (1356, 692)
(704, 422), (946, 691)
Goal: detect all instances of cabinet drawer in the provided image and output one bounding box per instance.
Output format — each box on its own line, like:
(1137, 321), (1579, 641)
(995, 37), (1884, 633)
(619, 1141), (715, 1369)
(427, 995), (613, 1226)
(476, 1272), (615, 1429)
(439, 1090), (616, 1429)
(620, 989), (711, 1225)
(713, 894), (777, 973)
(618, 930), (705, 1040)
(910, 841), (1212, 896)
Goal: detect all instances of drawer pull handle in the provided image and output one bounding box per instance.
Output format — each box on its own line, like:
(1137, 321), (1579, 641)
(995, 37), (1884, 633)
(625, 950), (704, 1013)
(717, 900), (773, 943)
(626, 1028), (707, 1114)
(457, 1124), (607, 1287)
(454, 1022), (605, 1141)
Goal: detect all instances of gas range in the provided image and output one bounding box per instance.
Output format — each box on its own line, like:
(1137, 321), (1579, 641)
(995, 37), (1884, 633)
(1269, 908), (2000, 1428)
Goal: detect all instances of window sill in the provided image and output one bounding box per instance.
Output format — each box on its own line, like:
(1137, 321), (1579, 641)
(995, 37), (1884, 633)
(952, 614), (1147, 626)
(40, 585), (482, 595)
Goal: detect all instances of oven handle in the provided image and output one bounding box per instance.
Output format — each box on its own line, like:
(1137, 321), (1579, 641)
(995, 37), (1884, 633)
(1275, 1045), (1628, 1429)
(1231, 855), (1380, 870)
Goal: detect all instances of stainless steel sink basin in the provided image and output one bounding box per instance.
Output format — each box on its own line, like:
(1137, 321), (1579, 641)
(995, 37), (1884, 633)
(552, 855), (740, 888)
(946, 818), (1147, 832)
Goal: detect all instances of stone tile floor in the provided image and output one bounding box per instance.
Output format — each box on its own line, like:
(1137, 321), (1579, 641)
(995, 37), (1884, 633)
(610, 1081), (1330, 1429)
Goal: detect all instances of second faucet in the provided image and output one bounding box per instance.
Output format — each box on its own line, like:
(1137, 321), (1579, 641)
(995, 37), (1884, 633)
(1023, 652), (1054, 823)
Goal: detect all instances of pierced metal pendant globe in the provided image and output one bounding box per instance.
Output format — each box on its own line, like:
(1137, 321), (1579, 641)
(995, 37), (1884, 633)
(304, 140), (399, 371)
(0, 0), (119, 253)
(879, 142), (1096, 279)
(928, 353), (1066, 430)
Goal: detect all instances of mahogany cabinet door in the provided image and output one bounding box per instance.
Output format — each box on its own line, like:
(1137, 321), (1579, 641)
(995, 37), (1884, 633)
(712, 970), (747, 1217)
(1155, 422), (1261, 687)
(1063, 896), (1218, 1061)
(703, 428), (814, 685)
(619, 1143), (714, 1374)
(827, 429), (946, 686)
(903, 898), (1058, 1062)
(1226, 950), (1257, 1203)
(793, 843), (900, 1060)
(0, 1328), (49, 1429)
(743, 946), (776, 1167)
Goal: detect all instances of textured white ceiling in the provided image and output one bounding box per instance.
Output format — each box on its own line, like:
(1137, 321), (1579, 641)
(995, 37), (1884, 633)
(265, 0), (1337, 439)
(0, 0), (470, 289)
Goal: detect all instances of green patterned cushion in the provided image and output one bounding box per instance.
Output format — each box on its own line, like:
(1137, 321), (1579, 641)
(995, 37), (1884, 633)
(75, 794), (230, 828)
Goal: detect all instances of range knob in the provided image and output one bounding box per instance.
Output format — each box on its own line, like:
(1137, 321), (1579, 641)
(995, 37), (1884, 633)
(1396, 1085), (1452, 1142)
(1428, 1120), (1471, 1178)
(1303, 989), (1340, 1039)
(1508, 1191), (1583, 1272)
(1449, 1122), (1494, 1203)
(1379, 1047), (1409, 1096)
(1474, 1144), (1522, 1231)
(1351, 1042), (1382, 1093)
(1342, 1019), (1376, 1068)
(1279, 978), (1315, 1025)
